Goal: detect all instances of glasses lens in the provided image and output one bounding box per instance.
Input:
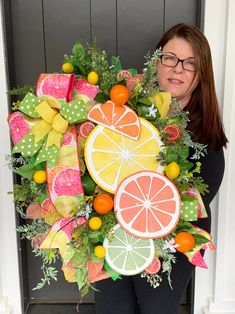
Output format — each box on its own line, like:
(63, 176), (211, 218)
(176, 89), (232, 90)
(182, 59), (196, 71)
(161, 55), (178, 67)
(161, 55), (196, 71)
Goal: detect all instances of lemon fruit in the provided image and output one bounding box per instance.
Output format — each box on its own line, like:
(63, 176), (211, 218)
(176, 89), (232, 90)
(85, 118), (163, 193)
(33, 170), (47, 184)
(89, 217), (102, 230)
(165, 162), (180, 180)
(87, 71), (99, 85)
(94, 245), (106, 259)
(62, 62), (74, 74)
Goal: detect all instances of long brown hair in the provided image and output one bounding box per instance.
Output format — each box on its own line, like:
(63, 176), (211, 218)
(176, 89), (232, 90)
(156, 23), (228, 150)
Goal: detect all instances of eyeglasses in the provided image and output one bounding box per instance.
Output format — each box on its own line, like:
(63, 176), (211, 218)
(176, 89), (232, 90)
(160, 54), (197, 72)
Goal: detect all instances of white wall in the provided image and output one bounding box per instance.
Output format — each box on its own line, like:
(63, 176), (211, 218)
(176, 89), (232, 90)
(0, 3), (22, 314)
(195, 0), (235, 313)
(0, 1), (235, 314)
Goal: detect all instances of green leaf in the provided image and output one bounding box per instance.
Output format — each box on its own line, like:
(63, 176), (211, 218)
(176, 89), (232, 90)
(15, 164), (35, 179)
(193, 234), (210, 246)
(72, 42), (85, 60)
(128, 68), (137, 77)
(138, 97), (152, 106)
(94, 93), (109, 103)
(75, 267), (87, 290)
(111, 56), (122, 73)
(180, 160), (194, 172)
(179, 145), (189, 160)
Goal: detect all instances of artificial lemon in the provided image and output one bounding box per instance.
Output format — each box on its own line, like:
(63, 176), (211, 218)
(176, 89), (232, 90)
(87, 71), (99, 85)
(62, 62), (74, 73)
(165, 162), (180, 180)
(33, 170), (47, 184)
(89, 217), (102, 230)
(94, 245), (106, 259)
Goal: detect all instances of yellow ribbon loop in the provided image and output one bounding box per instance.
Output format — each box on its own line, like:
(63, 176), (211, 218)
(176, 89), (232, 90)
(46, 129), (63, 148)
(35, 101), (58, 123)
(30, 101), (69, 148)
(31, 120), (52, 143)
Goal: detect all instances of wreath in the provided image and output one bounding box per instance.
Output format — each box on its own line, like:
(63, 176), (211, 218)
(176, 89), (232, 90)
(7, 41), (213, 297)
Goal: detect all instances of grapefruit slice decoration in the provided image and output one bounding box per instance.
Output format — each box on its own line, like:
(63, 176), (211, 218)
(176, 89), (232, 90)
(87, 100), (140, 140)
(103, 224), (155, 276)
(115, 171), (181, 239)
(85, 118), (163, 193)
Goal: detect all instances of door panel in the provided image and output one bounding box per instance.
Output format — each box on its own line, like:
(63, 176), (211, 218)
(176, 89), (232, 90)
(43, 0), (91, 72)
(5, 0), (202, 307)
(11, 0), (45, 84)
(117, 0), (164, 71)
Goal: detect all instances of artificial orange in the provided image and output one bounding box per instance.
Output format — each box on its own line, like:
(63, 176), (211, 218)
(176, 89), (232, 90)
(110, 84), (130, 106)
(174, 232), (195, 252)
(93, 194), (114, 214)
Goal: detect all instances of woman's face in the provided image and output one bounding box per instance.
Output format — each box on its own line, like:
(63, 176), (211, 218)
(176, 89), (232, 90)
(157, 37), (198, 108)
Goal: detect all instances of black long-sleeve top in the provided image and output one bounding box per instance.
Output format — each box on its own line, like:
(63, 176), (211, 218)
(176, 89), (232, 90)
(191, 147), (225, 233)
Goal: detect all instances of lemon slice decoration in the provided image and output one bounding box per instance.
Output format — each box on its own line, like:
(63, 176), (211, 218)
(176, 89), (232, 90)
(103, 224), (155, 276)
(84, 118), (163, 193)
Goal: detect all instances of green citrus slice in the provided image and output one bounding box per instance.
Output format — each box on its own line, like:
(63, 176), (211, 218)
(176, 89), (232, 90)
(84, 118), (163, 193)
(103, 224), (155, 276)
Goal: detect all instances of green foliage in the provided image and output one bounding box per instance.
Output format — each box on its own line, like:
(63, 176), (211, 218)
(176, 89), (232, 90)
(32, 249), (59, 290)
(16, 220), (49, 240)
(142, 49), (161, 96)
(8, 85), (35, 97)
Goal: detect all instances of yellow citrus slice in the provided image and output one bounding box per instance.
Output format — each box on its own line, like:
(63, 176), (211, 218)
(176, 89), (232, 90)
(103, 224), (155, 276)
(115, 171), (181, 239)
(84, 118), (163, 193)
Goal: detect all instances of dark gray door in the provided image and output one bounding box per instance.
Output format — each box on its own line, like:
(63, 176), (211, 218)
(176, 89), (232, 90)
(3, 0), (202, 307)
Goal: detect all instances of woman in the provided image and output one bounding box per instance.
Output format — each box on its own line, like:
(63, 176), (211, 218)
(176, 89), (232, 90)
(95, 23), (227, 314)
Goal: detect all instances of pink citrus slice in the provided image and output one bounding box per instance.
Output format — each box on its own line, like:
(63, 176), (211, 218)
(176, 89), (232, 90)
(87, 100), (140, 140)
(145, 256), (161, 274)
(8, 112), (30, 144)
(115, 171), (181, 239)
(36, 73), (75, 101)
(78, 121), (95, 138)
(52, 167), (83, 196)
(74, 79), (99, 99)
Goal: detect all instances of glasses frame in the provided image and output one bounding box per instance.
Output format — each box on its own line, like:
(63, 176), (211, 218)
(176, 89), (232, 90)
(160, 54), (197, 72)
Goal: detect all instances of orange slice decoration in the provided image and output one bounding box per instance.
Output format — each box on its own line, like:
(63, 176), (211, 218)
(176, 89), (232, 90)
(87, 101), (140, 140)
(115, 171), (181, 239)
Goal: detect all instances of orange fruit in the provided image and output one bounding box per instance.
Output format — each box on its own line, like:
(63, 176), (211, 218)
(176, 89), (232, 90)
(110, 84), (130, 106)
(33, 170), (47, 184)
(93, 194), (114, 214)
(87, 100), (140, 140)
(115, 171), (181, 239)
(174, 232), (195, 252)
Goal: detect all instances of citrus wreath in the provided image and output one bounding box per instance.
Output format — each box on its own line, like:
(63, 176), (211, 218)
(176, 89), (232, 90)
(7, 42), (213, 297)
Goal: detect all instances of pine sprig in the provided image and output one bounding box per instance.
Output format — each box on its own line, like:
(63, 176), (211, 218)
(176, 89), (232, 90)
(8, 85), (35, 96)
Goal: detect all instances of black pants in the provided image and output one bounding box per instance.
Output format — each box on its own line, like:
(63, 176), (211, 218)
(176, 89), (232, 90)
(95, 253), (195, 314)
